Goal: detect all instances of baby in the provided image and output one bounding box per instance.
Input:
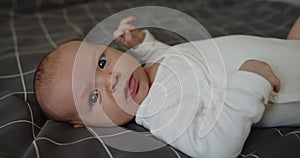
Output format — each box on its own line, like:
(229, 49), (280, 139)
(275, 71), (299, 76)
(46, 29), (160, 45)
(34, 16), (300, 157)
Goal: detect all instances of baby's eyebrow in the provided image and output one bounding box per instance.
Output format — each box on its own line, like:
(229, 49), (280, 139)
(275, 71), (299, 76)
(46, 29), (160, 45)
(94, 46), (106, 59)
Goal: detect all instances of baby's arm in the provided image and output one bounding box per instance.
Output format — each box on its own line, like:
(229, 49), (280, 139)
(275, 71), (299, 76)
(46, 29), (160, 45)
(208, 60), (279, 156)
(207, 70), (273, 157)
(194, 61), (277, 157)
(175, 60), (278, 157)
(114, 16), (171, 64)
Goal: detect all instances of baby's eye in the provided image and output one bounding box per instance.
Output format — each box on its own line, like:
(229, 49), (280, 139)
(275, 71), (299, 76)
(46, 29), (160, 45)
(89, 90), (99, 105)
(98, 56), (106, 69)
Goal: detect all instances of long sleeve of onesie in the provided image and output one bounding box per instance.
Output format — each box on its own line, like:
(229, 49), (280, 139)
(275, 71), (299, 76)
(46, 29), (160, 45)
(180, 71), (272, 157)
(127, 30), (171, 64)
(148, 70), (272, 158)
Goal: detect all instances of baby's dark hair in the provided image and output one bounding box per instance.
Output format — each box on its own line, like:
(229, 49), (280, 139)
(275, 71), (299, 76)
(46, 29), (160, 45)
(34, 40), (83, 123)
(34, 47), (63, 120)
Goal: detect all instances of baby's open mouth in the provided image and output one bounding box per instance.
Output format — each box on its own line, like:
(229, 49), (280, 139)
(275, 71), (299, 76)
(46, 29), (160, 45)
(125, 74), (138, 98)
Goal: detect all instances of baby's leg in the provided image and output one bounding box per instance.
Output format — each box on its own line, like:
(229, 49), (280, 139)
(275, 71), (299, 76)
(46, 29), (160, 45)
(287, 16), (300, 40)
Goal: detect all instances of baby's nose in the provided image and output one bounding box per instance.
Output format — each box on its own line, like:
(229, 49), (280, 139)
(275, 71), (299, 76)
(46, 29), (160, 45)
(110, 72), (120, 93)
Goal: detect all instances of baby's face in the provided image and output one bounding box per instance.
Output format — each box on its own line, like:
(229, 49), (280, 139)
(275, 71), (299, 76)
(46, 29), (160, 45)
(54, 41), (150, 127)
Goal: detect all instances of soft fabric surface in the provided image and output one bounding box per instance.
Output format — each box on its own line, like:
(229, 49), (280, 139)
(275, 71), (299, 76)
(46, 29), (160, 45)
(0, 0), (299, 157)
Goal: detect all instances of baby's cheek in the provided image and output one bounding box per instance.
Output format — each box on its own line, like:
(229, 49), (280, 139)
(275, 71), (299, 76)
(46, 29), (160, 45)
(111, 83), (126, 105)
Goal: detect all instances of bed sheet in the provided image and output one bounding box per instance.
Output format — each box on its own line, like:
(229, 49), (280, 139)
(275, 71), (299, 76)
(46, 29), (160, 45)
(0, 0), (300, 157)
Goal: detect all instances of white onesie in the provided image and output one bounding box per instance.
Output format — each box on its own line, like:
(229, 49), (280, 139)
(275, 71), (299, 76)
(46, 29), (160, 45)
(128, 30), (300, 158)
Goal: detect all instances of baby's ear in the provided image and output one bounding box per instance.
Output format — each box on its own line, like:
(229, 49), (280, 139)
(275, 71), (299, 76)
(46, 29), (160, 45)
(70, 120), (84, 128)
(73, 124), (84, 128)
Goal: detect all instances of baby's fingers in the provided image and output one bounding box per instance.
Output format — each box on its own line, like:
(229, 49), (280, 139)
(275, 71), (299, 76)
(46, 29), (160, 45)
(119, 24), (136, 33)
(120, 16), (136, 25)
(119, 16), (137, 33)
(114, 24), (136, 38)
(273, 76), (281, 93)
(114, 16), (136, 37)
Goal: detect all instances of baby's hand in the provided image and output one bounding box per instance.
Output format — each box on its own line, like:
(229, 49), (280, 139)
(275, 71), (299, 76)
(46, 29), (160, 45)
(239, 59), (281, 92)
(113, 16), (145, 48)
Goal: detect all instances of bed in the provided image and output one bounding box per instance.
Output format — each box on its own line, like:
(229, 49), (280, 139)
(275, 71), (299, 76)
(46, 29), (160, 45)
(0, 0), (300, 157)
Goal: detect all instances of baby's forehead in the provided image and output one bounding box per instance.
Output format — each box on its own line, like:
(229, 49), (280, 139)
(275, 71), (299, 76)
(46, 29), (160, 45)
(59, 41), (112, 55)
(55, 42), (111, 80)
(60, 41), (82, 49)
